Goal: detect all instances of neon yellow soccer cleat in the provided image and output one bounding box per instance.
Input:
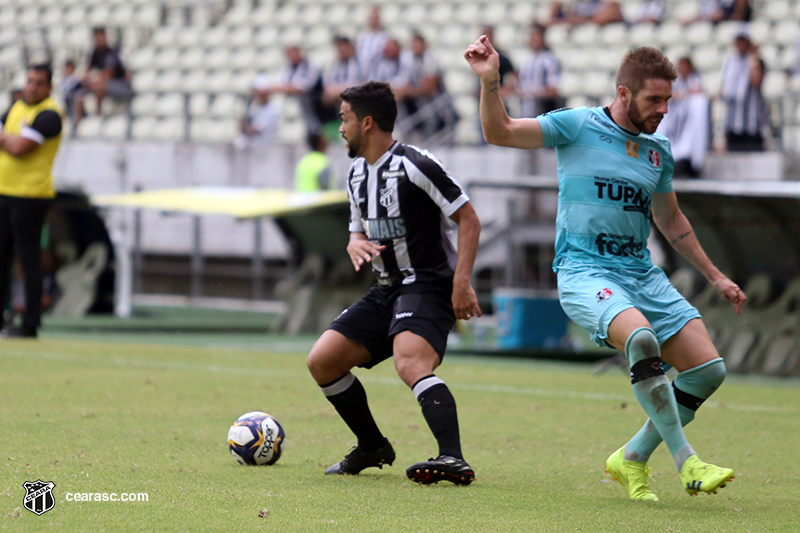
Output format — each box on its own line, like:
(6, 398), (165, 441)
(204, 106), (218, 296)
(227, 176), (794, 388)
(680, 455), (734, 496)
(605, 447), (658, 501)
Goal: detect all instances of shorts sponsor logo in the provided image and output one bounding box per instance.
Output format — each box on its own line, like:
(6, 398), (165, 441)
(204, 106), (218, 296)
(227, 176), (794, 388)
(594, 177), (651, 214)
(395, 312), (413, 319)
(595, 233), (645, 259)
(647, 148), (661, 168)
(365, 217), (406, 240)
(626, 140), (639, 159)
(596, 288), (613, 302)
(23, 480), (55, 516)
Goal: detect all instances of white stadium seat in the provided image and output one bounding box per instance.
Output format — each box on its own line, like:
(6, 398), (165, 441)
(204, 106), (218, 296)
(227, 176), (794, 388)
(685, 21), (713, 46)
(154, 93), (185, 117)
(151, 118), (186, 141)
(76, 116), (104, 139)
(131, 93), (158, 116)
(655, 21), (683, 47)
(131, 116), (158, 140)
(100, 115), (130, 140)
(599, 23), (627, 45)
(154, 70), (184, 92)
(189, 93), (210, 118)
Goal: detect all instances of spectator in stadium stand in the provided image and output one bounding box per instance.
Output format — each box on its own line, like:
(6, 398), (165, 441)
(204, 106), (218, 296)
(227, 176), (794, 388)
(294, 132), (332, 192)
(234, 74), (280, 149)
(84, 27), (133, 115)
(692, 0), (752, 23)
(657, 57), (710, 177)
(396, 32), (458, 140)
(366, 38), (407, 91)
(548, 0), (624, 26)
(633, 0), (666, 24)
(720, 31), (766, 151)
(322, 36), (365, 111)
(356, 6), (389, 79)
(517, 23), (564, 118)
(0, 65), (64, 338)
(306, 81), (481, 486)
(786, 33), (800, 79)
(269, 46), (329, 136)
(60, 60), (84, 125)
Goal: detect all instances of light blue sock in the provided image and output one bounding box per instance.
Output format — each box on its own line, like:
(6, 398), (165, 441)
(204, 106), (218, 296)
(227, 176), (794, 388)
(625, 358), (726, 463)
(624, 327), (695, 471)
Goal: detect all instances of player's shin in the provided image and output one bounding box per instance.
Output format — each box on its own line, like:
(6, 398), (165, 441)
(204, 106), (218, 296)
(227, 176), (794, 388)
(625, 358), (726, 461)
(413, 375), (463, 459)
(625, 327), (695, 471)
(320, 372), (386, 452)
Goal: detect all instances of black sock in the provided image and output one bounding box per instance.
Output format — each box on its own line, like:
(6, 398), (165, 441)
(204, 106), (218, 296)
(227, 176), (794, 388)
(413, 375), (463, 459)
(320, 372), (386, 453)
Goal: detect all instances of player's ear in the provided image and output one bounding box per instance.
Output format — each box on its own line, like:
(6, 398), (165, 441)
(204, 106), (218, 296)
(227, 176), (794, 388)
(362, 115), (374, 132)
(618, 85), (631, 103)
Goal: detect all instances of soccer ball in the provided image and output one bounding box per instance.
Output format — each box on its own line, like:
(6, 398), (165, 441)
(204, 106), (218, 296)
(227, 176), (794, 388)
(227, 411), (285, 465)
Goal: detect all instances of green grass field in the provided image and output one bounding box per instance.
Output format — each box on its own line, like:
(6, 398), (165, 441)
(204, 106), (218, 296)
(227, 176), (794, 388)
(1, 310), (799, 532)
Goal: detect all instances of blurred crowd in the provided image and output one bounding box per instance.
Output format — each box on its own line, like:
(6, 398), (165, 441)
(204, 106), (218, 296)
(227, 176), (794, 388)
(235, 0), (797, 178)
(10, 1), (796, 178)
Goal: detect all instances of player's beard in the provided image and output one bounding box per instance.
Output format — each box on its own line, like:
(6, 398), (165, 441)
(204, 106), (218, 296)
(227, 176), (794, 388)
(627, 98), (663, 135)
(344, 129), (362, 158)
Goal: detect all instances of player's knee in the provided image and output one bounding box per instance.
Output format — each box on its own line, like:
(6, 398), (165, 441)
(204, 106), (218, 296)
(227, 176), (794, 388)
(625, 327), (660, 365)
(693, 357), (728, 396)
(699, 357), (727, 391)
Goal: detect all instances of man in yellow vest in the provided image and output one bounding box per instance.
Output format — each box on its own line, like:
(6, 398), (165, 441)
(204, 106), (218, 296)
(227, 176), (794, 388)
(295, 132), (333, 192)
(0, 64), (63, 338)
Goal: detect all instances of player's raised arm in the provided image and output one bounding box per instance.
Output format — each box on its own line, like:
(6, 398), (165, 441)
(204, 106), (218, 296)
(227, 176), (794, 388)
(464, 35), (545, 150)
(651, 191), (746, 315)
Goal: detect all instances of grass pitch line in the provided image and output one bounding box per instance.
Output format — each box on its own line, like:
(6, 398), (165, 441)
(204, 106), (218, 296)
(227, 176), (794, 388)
(2, 348), (793, 414)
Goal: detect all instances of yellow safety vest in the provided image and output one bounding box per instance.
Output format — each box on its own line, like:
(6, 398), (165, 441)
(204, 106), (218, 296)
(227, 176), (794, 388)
(0, 96), (63, 198)
(294, 151), (331, 192)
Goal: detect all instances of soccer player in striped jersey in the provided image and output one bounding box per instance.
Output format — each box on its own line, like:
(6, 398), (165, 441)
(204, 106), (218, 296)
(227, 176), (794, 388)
(466, 37), (745, 500)
(306, 81), (482, 485)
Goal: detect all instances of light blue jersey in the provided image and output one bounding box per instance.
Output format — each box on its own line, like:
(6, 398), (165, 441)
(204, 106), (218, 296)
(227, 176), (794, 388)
(537, 106), (674, 273)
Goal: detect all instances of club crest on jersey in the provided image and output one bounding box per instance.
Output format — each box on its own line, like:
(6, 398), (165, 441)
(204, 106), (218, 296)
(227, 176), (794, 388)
(596, 288), (613, 302)
(379, 187), (395, 208)
(625, 140), (639, 159)
(647, 149), (661, 168)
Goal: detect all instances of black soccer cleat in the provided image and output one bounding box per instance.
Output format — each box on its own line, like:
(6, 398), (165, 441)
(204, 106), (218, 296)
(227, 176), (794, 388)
(1, 325), (37, 338)
(406, 455), (475, 486)
(325, 439), (395, 475)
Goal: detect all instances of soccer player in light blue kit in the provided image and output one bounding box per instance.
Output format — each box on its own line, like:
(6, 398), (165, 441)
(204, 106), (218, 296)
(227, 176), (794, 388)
(465, 38), (747, 500)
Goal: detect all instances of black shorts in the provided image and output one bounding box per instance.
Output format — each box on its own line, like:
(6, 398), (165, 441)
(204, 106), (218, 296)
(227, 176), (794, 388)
(328, 279), (456, 369)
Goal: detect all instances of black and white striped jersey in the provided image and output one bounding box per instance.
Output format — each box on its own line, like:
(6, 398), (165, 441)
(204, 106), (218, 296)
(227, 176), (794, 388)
(346, 141), (469, 284)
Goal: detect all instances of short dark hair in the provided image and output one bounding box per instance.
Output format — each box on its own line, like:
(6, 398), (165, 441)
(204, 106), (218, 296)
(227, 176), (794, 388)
(307, 131), (325, 151)
(339, 81), (397, 133)
(30, 63), (53, 85)
(93, 26), (106, 35)
(615, 47), (676, 96)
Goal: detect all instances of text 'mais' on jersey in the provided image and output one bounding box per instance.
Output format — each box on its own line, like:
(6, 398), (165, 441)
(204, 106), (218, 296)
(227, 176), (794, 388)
(537, 106), (674, 272)
(347, 141), (469, 283)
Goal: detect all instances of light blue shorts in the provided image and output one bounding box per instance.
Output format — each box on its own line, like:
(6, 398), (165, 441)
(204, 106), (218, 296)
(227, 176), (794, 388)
(556, 259), (701, 348)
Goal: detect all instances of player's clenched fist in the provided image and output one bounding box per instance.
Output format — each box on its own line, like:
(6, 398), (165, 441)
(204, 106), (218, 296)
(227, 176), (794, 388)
(464, 35), (500, 80)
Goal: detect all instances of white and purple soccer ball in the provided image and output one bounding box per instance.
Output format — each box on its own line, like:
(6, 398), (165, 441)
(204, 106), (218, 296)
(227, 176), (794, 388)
(227, 411), (285, 466)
